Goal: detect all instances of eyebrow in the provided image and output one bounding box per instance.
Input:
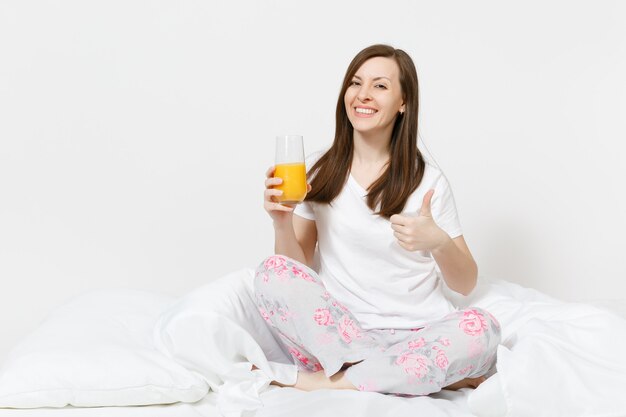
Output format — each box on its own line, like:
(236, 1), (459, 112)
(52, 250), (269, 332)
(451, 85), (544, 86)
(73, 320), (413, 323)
(353, 75), (392, 82)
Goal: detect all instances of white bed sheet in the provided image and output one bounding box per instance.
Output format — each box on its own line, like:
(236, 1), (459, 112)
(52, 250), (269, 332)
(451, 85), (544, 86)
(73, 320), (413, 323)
(2, 268), (626, 417)
(0, 393), (221, 417)
(153, 269), (626, 417)
(0, 386), (479, 417)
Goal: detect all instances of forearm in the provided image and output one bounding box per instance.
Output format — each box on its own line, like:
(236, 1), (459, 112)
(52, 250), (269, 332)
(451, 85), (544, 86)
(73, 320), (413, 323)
(273, 220), (309, 267)
(431, 237), (478, 296)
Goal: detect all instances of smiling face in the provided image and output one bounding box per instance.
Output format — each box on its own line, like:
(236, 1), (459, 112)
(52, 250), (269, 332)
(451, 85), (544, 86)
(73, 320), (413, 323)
(344, 56), (405, 139)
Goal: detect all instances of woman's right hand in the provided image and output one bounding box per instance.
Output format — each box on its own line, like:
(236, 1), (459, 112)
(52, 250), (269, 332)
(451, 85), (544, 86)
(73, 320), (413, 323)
(264, 166), (295, 223)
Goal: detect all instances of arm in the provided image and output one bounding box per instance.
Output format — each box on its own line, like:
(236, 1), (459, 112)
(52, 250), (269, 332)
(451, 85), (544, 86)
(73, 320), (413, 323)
(274, 214), (317, 268)
(390, 189), (477, 296)
(431, 235), (477, 296)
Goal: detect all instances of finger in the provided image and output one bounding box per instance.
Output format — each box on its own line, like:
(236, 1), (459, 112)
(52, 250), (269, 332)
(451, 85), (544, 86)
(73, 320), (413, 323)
(390, 214), (408, 226)
(306, 183), (312, 193)
(395, 238), (417, 252)
(264, 189), (283, 201)
(393, 231), (409, 243)
(419, 189), (435, 217)
(265, 177), (283, 188)
(265, 201), (294, 212)
(395, 239), (411, 252)
(274, 202), (294, 211)
(265, 166), (275, 178)
(390, 223), (409, 234)
(393, 230), (418, 247)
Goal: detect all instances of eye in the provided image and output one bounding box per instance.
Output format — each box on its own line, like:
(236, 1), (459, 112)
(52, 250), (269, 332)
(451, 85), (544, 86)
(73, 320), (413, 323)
(349, 80), (361, 86)
(375, 84), (388, 89)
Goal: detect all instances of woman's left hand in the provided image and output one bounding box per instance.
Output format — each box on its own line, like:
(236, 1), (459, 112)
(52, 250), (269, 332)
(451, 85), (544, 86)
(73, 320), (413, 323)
(390, 189), (450, 252)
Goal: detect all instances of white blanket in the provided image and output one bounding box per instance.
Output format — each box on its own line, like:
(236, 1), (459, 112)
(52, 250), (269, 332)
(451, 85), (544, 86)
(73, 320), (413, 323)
(154, 269), (626, 417)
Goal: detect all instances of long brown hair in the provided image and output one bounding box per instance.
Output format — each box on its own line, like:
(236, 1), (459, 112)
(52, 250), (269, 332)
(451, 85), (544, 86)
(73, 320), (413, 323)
(305, 44), (425, 218)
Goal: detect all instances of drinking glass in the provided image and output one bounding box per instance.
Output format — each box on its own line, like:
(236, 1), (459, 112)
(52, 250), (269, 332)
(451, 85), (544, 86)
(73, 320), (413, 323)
(274, 135), (307, 204)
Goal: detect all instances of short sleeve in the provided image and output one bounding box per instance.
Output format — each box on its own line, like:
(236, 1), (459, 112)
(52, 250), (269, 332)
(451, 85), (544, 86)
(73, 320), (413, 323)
(430, 174), (463, 239)
(293, 200), (315, 221)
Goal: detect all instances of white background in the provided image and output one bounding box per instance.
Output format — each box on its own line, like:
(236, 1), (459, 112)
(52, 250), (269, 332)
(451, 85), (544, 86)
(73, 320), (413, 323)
(1, 0), (625, 364)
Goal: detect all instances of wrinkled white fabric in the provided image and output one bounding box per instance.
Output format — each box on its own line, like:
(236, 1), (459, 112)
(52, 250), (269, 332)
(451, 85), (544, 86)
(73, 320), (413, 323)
(153, 269), (297, 417)
(155, 268), (626, 417)
(463, 280), (626, 417)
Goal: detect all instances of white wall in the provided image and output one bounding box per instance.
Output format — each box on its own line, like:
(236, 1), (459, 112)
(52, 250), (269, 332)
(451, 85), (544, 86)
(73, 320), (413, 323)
(1, 0), (625, 363)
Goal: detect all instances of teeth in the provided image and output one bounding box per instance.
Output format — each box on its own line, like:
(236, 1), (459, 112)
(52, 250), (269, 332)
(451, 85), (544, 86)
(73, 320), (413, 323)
(356, 108), (376, 114)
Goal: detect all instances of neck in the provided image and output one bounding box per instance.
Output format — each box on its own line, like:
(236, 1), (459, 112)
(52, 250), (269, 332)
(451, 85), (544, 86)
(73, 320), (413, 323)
(352, 129), (391, 165)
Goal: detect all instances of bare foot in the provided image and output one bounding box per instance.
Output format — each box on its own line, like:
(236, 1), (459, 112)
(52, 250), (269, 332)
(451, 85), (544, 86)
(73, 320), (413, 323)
(444, 376), (487, 391)
(252, 362), (295, 389)
(270, 369), (357, 391)
(295, 370), (357, 391)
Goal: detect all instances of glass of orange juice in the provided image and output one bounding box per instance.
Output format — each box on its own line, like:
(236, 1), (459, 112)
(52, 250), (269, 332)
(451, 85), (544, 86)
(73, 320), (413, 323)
(274, 135), (307, 205)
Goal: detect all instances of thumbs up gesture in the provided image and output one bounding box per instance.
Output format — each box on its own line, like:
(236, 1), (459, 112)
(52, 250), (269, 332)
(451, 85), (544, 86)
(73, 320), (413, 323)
(389, 189), (449, 252)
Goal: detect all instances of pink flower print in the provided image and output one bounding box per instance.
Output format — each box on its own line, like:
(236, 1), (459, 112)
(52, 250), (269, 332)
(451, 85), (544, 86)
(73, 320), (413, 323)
(288, 347), (310, 366)
(457, 364), (474, 377)
(274, 265), (290, 281)
(264, 255), (287, 271)
(357, 381), (378, 392)
(408, 337), (426, 350)
(395, 352), (431, 378)
(321, 291), (331, 300)
(259, 308), (271, 323)
(435, 350), (449, 369)
(332, 301), (351, 313)
(459, 309), (488, 336)
(313, 308), (335, 326)
(278, 307), (294, 322)
(291, 266), (316, 283)
(261, 272), (270, 283)
(311, 362), (323, 372)
(439, 337), (451, 346)
(337, 315), (362, 344)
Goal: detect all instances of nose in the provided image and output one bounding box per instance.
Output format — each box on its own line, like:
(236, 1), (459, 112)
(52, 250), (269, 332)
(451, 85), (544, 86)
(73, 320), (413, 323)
(357, 85), (372, 102)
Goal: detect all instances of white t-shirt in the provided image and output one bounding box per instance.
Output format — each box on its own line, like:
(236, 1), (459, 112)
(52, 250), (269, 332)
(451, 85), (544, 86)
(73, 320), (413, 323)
(294, 151), (462, 330)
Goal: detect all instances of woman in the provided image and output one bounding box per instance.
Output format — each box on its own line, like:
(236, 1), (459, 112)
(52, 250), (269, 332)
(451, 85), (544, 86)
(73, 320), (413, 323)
(256, 44), (500, 395)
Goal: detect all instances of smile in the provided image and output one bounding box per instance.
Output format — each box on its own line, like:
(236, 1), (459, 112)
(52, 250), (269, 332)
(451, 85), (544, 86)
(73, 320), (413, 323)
(355, 107), (377, 115)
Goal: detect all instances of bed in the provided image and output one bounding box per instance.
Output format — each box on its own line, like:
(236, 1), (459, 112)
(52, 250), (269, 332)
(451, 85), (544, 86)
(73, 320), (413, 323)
(1, 268), (626, 417)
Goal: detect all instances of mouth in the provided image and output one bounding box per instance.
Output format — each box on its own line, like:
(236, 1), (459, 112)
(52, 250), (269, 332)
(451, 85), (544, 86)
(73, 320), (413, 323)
(354, 107), (378, 117)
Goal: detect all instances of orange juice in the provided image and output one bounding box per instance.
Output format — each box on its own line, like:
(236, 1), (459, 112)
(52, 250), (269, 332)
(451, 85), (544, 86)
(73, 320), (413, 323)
(274, 163), (307, 204)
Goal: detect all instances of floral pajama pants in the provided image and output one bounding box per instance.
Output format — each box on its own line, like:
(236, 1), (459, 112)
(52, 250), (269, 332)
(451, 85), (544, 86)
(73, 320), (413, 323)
(253, 255), (501, 396)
